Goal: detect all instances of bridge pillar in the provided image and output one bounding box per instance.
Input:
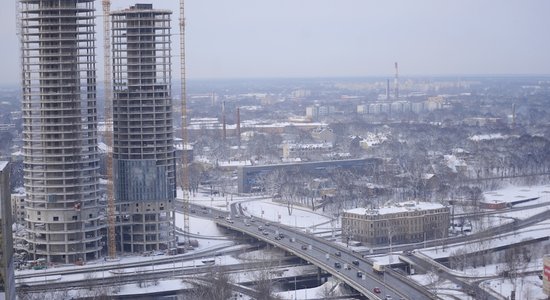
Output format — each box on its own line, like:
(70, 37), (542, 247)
(317, 267), (322, 284)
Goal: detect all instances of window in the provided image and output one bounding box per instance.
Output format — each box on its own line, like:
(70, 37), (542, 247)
(53, 216), (59, 221)
(72, 216), (78, 220)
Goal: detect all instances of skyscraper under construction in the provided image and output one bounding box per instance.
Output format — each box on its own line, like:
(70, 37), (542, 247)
(18, 0), (104, 263)
(111, 4), (176, 253)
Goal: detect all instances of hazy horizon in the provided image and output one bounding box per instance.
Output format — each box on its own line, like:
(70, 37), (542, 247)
(2, 0), (550, 86)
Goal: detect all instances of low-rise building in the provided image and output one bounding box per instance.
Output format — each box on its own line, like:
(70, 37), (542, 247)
(282, 143), (333, 160)
(342, 201), (450, 246)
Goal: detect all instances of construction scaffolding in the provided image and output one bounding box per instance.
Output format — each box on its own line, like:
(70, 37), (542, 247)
(19, 0), (104, 264)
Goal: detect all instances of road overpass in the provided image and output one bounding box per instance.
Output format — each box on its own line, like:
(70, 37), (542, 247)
(204, 205), (435, 300)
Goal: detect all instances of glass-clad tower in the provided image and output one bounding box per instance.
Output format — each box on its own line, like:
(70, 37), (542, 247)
(111, 4), (176, 253)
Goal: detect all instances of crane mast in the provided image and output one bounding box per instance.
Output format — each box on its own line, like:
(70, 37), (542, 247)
(179, 0), (191, 243)
(102, 0), (117, 259)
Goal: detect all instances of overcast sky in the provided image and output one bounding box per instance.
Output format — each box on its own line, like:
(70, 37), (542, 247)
(1, 0), (550, 85)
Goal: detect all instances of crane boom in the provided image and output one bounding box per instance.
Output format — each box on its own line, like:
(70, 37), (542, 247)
(102, 0), (117, 259)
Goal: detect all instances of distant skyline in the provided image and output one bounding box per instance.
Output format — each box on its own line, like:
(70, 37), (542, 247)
(2, 0), (550, 85)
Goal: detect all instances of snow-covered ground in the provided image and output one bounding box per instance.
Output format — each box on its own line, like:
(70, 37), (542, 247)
(18, 184), (550, 299)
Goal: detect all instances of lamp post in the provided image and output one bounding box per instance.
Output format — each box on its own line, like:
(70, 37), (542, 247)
(294, 275), (297, 299)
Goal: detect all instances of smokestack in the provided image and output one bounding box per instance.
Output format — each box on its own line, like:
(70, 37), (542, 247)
(386, 79), (390, 101)
(222, 101), (226, 141)
(512, 103), (516, 128)
(394, 62), (399, 99)
(237, 107), (241, 147)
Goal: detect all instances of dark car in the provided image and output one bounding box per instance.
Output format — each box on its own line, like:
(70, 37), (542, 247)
(352, 260), (359, 266)
(301, 245), (308, 250)
(357, 271), (363, 278)
(334, 262), (341, 269)
(335, 251), (341, 257)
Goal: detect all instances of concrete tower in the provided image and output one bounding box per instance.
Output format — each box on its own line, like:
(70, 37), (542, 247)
(0, 162), (16, 299)
(19, 0), (104, 264)
(111, 4), (176, 253)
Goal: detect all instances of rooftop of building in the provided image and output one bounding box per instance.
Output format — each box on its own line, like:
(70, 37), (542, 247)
(111, 3), (171, 14)
(344, 201), (447, 216)
(0, 161), (8, 171)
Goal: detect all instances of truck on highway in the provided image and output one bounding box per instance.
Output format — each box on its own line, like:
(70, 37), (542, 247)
(373, 262), (385, 274)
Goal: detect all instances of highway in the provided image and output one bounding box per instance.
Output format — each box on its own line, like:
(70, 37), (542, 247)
(189, 202), (435, 300)
(179, 198), (550, 299)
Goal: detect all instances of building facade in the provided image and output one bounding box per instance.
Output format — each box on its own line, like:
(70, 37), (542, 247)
(0, 162), (16, 300)
(11, 192), (25, 226)
(19, 0), (104, 264)
(111, 4), (176, 253)
(342, 201), (450, 246)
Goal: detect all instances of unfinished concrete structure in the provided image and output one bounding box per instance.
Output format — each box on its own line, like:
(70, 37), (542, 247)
(111, 4), (176, 253)
(19, 0), (104, 263)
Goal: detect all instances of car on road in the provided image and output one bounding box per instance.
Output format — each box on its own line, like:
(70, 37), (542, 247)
(278, 233), (284, 239)
(335, 251), (341, 257)
(334, 262), (341, 269)
(258, 226), (263, 231)
(352, 260), (359, 266)
(373, 287), (381, 294)
(301, 245), (308, 250)
(385, 296), (392, 300)
(356, 271), (363, 278)
(264, 222), (271, 227)
(263, 231), (269, 235)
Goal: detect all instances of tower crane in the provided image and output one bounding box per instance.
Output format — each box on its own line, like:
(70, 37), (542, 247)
(179, 0), (191, 244)
(101, 0), (117, 259)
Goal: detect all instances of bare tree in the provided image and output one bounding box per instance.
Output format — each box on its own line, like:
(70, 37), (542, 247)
(449, 248), (468, 271)
(83, 272), (97, 291)
(252, 264), (282, 300)
(316, 281), (339, 298)
(186, 266), (234, 300)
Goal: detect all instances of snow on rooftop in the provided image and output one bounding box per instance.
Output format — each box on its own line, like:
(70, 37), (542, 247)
(469, 133), (509, 141)
(345, 201), (446, 216)
(444, 154), (466, 172)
